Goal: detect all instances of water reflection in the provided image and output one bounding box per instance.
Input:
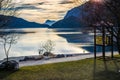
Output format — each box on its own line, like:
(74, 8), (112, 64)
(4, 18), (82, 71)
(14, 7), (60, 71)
(0, 28), (90, 60)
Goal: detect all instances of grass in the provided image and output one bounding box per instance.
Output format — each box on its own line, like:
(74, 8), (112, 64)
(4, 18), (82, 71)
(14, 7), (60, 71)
(0, 57), (120, 80)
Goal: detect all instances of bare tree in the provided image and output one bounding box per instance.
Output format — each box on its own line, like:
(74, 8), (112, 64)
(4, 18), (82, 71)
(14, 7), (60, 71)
(43, 40), (55, 53)
(103, 0), (120, 53)
(0, 0), (17, 29)
(39, 40), (55, 56)
(0, 0), (19, 67)
(0, 33), (19, 62)
(76, 0), (120, 53)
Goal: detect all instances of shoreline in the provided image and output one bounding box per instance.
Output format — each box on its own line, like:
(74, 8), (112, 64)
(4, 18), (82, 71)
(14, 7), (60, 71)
(0, 52), (119, 67)
(0, 53), (89, 63)
(19, 52), (119, 67)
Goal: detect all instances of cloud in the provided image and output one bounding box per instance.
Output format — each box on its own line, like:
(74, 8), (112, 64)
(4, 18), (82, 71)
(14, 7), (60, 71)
(4, 4), (45, 11)
(59, 1), (74, 4)
(37, 2), (45, 5)
(15, 2), (46, 10)
(16, 6), (41, 10)
(23, 2), (45, 6)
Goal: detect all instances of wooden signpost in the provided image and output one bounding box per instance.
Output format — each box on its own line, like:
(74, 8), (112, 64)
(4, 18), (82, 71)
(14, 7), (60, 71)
(94, 26), (114, 60)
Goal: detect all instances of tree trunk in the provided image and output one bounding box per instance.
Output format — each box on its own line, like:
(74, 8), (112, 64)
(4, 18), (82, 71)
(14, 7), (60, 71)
(117, 35), (120, 54)
(117, 41), (120, 54)
(102, 26), (106, 60)
(117, 23), (120, 54)
(6, 54), (9, 62)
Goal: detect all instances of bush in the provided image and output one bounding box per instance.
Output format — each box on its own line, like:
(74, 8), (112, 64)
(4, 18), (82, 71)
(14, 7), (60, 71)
(43, 52), (55, 57)
(0, 60), (19, 71)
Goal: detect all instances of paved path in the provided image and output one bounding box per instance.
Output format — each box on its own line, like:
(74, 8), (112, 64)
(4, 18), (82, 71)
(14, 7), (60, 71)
(19, 52), (118, 67)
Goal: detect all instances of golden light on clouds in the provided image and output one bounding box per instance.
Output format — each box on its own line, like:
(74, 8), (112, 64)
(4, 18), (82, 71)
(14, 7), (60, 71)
(17, 0), (76, 23)
(91, 0), (103, 3)
(74, 0), (89, 6)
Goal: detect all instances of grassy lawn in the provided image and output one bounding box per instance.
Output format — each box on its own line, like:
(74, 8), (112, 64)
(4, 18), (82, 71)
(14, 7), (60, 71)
(0, 57), (120, 80)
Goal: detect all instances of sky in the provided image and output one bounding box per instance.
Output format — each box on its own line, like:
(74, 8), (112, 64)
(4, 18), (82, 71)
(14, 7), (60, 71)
(14, 0), (76, 23)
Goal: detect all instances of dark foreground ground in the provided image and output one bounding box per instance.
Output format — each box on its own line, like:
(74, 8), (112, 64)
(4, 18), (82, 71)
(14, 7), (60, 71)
(0, 56), (120, 80)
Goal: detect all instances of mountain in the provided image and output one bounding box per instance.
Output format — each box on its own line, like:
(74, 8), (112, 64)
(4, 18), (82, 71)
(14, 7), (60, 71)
(51, 2), (88, 28)
(0, 15), (49, 28)
(50, 2), (94, 44)
(51, 16), (84, 28)
(44, 20), (56, 26)
(51, 1), (111, 29)
(64, 3), (85, 19)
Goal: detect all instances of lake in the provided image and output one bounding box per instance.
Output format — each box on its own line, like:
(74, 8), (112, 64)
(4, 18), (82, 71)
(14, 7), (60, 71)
(0, 28), (94, 60)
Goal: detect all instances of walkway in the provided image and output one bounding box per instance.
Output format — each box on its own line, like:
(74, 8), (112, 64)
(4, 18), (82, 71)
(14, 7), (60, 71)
(19, 52), (118, 67)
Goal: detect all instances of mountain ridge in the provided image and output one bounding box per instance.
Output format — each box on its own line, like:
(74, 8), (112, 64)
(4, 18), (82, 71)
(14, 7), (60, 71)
(0, 15), (49, 28)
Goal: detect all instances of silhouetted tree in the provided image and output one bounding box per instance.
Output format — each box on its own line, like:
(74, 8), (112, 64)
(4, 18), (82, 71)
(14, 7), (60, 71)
(39, 40), (55, 56)
(76, 0), (120, 53)
(0, 0), (18, 61)
(103, 0), (120, 53)
(0, 0), (17, 29)
(0, 33), (19, 62)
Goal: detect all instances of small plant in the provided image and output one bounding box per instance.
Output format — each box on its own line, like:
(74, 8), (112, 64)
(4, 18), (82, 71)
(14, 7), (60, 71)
(38, 48), (44, 55)
(39, 40), (55, 56)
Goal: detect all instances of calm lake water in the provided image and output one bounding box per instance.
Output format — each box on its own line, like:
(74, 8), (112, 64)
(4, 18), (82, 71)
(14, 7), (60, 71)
(0, 28), (94, 60)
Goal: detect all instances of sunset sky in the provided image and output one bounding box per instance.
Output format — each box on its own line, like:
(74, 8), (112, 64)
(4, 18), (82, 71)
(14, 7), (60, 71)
(15, 0), (76, 23)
